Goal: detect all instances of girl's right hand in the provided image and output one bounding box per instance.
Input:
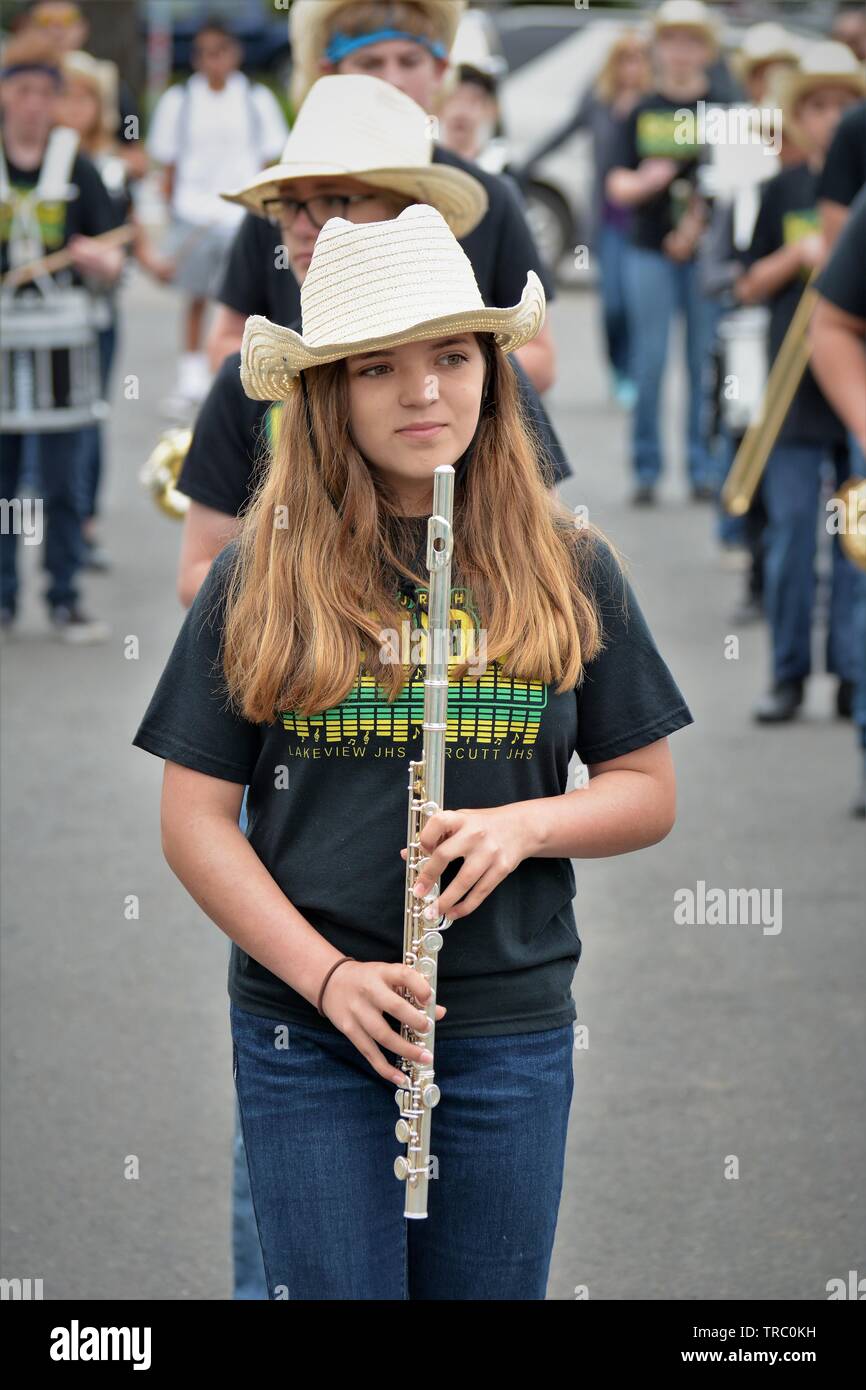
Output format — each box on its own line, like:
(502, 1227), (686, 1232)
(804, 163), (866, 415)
(319, 960), (447, 1085)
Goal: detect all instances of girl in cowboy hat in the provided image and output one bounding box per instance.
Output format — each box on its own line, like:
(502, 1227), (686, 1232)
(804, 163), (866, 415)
(133, 204), (693, 1300)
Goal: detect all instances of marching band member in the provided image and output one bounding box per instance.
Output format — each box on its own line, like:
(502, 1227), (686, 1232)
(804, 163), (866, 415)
(735, 43), (865, 724)
(0, 32), (122, 640)
(206, 0), (557, 397)
(132, 203), (693, 1300)
(607, 0), (729, 504)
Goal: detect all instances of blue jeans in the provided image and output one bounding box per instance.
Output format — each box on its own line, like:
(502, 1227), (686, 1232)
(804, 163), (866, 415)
(231, 785), (269, 1299)
(597, 222), (631, 380)
(0, 429), (85, 611)
(231, 1002), (575, 1300)
(76, 320), (118, 522)
(623, 243), (720, 487)
(762, 442), (859, 685)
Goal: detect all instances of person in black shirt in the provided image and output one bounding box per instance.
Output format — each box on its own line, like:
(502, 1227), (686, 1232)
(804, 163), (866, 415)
(810, 185), (866, 817)
(735, 45), (865, 724)
(607, 0), (728, 504)
(132, 204), (693, 1300)
(817, 99), (866, 248)
(208, 0), (557, 397)
(0, 32), (124, 640)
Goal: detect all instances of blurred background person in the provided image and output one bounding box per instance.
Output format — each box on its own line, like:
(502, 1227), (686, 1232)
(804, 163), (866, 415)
(57, 48), (173, 572)
(515, 28), (652, 409)
(830, 1), (866, 63)
(607, 0), (728, 505)
(734, 43), (865, 724)
(0, 31), (123, 640)
(19, 0), (147, 179)
(147, 14), (287, 413)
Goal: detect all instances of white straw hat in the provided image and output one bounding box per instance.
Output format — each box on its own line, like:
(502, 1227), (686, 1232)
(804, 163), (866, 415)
(289, 0), (465, 111)
(733, 22), (801, 81)
(781, 40), (866, 113)
(221, 74), (487, 238)
(240, 202), (545, 402)
(653, 0), (718, 51)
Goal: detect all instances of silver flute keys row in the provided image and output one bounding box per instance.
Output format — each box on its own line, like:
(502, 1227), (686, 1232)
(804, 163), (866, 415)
(394, 463), (455, 1220)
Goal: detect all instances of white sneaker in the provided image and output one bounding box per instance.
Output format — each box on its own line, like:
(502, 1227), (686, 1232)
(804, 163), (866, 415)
(49, 604), (111, 644)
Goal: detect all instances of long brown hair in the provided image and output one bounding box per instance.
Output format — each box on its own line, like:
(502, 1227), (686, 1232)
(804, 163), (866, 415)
(220, 333), (625, 724)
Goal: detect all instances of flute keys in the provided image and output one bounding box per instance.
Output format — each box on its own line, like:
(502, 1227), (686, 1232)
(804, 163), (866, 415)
(421, 1082), (440, 1108)
(395, 1118), (411, 1142)
(415, 956), (436, 979)
(422, 931), (443, 953)
(394, 1156), (410, 1181)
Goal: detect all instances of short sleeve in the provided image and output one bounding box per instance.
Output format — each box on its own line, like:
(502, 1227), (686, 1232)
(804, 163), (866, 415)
(575, 539), (694, 765)
(73, 155), (118, 237)
(511, 355), (572, 483)
(216, 212), (271, 316)
(146, 84), (183, 165)
(815, 185), (866, 322)
(490, 175), (556, 305)
(609, 105), (639, 172)
(742, 176), (781, 267)
(817, 104), (866, 208)
(131, 544), (261, 783)
(178, 352), (266, 516)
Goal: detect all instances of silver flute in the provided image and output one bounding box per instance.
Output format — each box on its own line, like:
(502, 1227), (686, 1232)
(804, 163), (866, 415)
(394, 463), (455, 1219)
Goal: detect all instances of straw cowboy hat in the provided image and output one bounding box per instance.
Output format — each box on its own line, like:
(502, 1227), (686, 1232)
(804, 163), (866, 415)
(240, 202), (545, 402)
(653, 0), (718, 52)
(732, 22), (801, 84)
(221, 73), (487, 239)
(289, 0), (465, 110)
(780, 41), (866, 149)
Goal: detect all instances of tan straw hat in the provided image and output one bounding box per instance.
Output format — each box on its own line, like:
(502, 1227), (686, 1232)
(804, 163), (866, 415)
(289, 0), (465, 111)
(240, 202), (545, 401)
(653, 0), (718, 51)
(221, 73), (487, 239)
(781, 39), (866, 112)
(732, 22), (801, 83)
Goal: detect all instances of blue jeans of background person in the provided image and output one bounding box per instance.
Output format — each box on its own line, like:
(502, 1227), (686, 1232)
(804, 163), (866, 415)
(713, 428), (750, 546)
(231, 1001), (575, 1300)
(597, 222), (631, 381)
(76, 320), (118, 522)
(847, 436), (866, 750)
(761, 442), (859, 685)
(623, 243), (720, 487)
(0, 429), (85, 613)
(231, 784), (269, 1299)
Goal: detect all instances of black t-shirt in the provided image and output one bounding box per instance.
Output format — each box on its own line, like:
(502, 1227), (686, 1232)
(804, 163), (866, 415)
(745, 163), (846, 447)
(216, 143), (556, 323)
(610, 87), (728, 252)
(179, 344), (572, 513)
(817, 101), (866, 210)
(131, 533), (693, 1039)
(0, 149), (116, 277)
(815, 183), (866, 322)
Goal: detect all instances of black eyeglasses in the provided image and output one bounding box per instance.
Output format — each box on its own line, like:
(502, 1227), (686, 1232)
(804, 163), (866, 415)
(260, 193), (376, 229)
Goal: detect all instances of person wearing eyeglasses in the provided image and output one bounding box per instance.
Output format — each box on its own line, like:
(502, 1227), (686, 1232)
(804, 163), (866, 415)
(146, 17), (288, 412)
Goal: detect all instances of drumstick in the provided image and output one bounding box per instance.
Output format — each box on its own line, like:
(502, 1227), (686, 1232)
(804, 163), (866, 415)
(0, 223), (137, 288)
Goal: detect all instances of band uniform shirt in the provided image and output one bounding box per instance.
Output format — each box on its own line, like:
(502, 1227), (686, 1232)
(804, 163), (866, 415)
(814, 182), (866, 323)
(178, 347), (572, 515)
(0, 150), (116, 278)
(817, 100), (866, 210)
(744, 163), (847, 448)
(609, 87), (730, 253)
(132, 532), (694, 1039)
(146, 70), (288, 229)
(215, 142), (556, 323)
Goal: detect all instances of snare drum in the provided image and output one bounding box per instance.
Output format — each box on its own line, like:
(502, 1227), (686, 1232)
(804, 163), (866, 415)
(0, 283), (107, 433)
(717, 306), (769, 435)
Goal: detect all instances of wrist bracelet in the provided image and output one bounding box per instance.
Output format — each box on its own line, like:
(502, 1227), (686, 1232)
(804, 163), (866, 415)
(317, 955), (355, 1018)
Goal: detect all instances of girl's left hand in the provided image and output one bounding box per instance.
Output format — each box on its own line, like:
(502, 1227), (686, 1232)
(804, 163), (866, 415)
(399, 805), (533, 922)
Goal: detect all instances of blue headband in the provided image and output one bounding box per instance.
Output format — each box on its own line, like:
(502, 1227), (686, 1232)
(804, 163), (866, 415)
(1, 62), (62, 84)
(325, 28), (447, 64)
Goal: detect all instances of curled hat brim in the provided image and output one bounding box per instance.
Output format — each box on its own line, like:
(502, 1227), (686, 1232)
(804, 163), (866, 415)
(240, 270), (546, 402)
(221, 161), (488, 240)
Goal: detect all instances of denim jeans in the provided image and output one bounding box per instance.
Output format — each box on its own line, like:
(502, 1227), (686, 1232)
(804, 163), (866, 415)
(597, 222), (632, 381)
(231, 785), (269, 1299)
(0, 428), (85, 611)
(231, 1001), (575, 1300)
(761, 442), (859, 685)
(76, 320), (118, 522)
(623, 243), (720, 487)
